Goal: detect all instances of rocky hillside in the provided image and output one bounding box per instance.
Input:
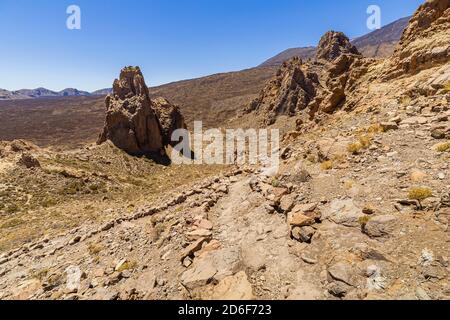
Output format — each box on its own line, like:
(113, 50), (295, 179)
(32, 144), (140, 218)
(351, 17), (411, 58)
(259, 16), (411, 67)
(0, 89), (29, 100)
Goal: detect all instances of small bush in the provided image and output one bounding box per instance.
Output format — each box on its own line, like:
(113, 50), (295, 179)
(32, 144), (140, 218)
(271, 179), (281, 187)
(347, 142), (363, 154)
(358, 135), (373, 148)
(400, 95), (412, 106)
(116, 260), (137, 272)
(408, 187), (433, 201)
(358, 216), (372, 227)
(436, 142), (450, 153)
(367, 123), (384, 134)
(320, 160), (333, 171)
(88, 243), (103, 255)
(445, 82), (450, 92)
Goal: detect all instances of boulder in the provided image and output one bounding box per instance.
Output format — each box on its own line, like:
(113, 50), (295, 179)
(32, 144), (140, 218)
(288, 212), (315, 227)
(322, 198), (364, 227)
(98, 66), (187, 159)
(210, 271), (254, 300)
(291, 226), (316, 243)
(180, 259), (217, 290)
(363, 215), (397, 238)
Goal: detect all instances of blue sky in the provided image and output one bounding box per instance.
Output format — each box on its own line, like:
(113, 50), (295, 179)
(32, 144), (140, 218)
(0, 0), (423, 91)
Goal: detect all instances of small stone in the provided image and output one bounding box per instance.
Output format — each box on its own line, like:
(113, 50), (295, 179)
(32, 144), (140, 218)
(431, 129), (445, 139)
(279, 194), (296, 213)
(183, 257), (193, 268)
(301, 254), (318, 264)
(103, 291), (119, 300)
(362, 205), (376, 215)
(292, 226), (315, 243)
(288, 212), (315, 227)
(180, 259), (217, 290)
(195, 219), (213, 230)
(65, 266), (85, 293)
(69, 236), (81, 245)
(380, 122), (398, 131)
(180, 238), (209, 262)
(328, 262), (356, 287)
(209, 271), (254, 300)
(416, 287), (431, 300)
(186, 228), (213, 241)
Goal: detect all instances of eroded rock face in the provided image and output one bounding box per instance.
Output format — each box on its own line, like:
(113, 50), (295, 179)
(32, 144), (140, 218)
(151, 97), (187, 147)
(245, 31), (369, 124)
(244, 57), (319, 125)
(383, 0), (450, 80)
(98, 67), (187, 157)
(316, 31), (361, 62)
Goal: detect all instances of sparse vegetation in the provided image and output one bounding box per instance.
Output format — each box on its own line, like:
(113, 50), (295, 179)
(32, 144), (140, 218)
(116, 260), (137, 272)
(347, 142), (364, 154)
(408, 187), (433, 209)
(271, 178), (281, 187)
(367, 123), (384, 134)
(399, 95), (412, 106)
(436, 142), (450, 152)
(358, 216), (372, 227)
(445, 82), (450, 92)
(320, 160), (333, 171)
(88, 242), (103, 255)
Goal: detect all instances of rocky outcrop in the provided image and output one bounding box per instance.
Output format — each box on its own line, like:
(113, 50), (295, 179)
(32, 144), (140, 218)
(244, 57), (319, 125)
(383, 0), (450, 80)
(316, 31), (361, 62)
(98, 67), (187, 157)
(151, 97), (187, 147)
(245, 31), (369, 124)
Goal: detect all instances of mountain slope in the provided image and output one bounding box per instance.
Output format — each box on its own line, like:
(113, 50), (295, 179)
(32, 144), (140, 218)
(352, 16), (411, 57)
(259, 16), (411, 67)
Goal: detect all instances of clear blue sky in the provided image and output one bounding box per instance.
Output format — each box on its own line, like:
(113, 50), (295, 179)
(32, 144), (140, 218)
(0, 0), (423, 91)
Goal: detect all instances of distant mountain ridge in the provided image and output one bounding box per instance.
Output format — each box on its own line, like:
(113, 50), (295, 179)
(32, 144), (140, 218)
(0, 87), (106, 100)
(259, 16), (411, 67)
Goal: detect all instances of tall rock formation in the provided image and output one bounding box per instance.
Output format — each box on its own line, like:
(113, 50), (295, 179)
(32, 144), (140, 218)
(245, 31), (369, 125)
(98, 67), (187, 158)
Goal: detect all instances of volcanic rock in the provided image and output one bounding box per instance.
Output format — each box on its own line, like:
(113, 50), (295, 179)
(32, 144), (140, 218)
(98, 67), (188, 159)
(383, 0), (450, 80)
(151, 97), (187, 147)
(98, 67), (164, 156)
(316, 31), (361, 62)
(245, 57), (319, 125)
